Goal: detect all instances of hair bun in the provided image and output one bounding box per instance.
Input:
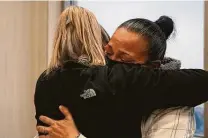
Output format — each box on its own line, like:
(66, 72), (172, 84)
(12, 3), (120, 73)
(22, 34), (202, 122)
(155, 16), (174, 39)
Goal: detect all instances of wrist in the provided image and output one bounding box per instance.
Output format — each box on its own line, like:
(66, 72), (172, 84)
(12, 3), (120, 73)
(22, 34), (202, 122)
(76, 133), (86, 138)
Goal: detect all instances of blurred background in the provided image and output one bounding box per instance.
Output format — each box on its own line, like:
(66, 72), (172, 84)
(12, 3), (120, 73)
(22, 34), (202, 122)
(0, 1), (207, 138)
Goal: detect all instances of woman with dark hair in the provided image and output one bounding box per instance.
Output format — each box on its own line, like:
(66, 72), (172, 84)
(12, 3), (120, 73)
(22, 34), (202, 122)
(101, 25), (110, 46)
(35, 7), (208, 138)
(106, 16), (195, 138)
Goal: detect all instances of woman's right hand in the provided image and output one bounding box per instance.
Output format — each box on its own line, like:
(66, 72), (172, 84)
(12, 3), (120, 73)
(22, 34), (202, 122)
(37, 106), (80, 138)
(39, 135), (50, 138)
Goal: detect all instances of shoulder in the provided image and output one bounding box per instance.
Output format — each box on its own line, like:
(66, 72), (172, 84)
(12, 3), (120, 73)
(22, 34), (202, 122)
(36, 68), (62, 85)
(35, 68), (63, 96)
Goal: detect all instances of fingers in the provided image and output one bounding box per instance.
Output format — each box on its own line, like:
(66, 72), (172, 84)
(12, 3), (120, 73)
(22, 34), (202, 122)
(37, 126), (60, 138)
(36, 126), (52, 134)
(45, 135), (50, 138)
(37, 125), (64, 138)
(39, 135), (50, 138)
(39, 116), (56, 126)
(59, 105), (73, 120)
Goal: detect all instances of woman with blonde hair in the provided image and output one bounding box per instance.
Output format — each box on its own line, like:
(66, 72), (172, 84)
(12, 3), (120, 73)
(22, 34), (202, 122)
(35, 6), (208, 138)
(48, 6), (106, 72)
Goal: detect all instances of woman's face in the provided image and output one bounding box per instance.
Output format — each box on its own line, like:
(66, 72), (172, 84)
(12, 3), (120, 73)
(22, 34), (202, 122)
(104, 28), (149, 64)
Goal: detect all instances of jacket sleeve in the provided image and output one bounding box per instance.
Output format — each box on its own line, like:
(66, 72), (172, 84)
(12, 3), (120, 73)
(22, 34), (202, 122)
(34, 71), (64, 135)
(107, 63), (208, 109)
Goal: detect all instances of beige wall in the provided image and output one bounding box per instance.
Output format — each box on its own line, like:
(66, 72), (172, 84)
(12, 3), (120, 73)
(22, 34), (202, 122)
(48, 1), (62, 63)
(0, 2), (48, 138)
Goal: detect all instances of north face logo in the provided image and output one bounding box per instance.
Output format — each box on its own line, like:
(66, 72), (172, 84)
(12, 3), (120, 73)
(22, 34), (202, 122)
(80, 89), (96, 99)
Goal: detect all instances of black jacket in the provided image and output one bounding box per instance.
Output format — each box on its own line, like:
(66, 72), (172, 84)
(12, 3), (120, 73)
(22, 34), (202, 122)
(35, 59), (208, 138)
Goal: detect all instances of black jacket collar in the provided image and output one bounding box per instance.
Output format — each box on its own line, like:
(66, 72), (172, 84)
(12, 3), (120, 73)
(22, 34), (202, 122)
(63, 60), (89, 69)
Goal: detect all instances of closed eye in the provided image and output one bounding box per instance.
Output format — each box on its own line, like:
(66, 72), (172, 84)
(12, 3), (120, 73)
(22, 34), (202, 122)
(105, 44), (114, 56)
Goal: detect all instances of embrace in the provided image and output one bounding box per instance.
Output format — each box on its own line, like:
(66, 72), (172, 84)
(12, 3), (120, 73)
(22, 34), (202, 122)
(34, 6), (208, 138)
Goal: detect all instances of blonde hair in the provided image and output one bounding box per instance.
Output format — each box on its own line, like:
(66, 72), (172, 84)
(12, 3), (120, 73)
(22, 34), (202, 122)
(48, 6), (106, 73)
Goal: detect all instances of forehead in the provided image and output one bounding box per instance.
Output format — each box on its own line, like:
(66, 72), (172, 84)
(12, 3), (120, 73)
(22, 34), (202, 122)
(109, 28), (148, 52)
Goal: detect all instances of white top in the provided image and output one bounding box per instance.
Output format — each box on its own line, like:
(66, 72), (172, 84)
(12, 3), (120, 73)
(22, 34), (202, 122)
(141, 107), (195, 138)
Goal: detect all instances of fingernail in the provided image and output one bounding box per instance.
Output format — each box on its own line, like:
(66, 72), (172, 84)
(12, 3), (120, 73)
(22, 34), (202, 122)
(39, 115), (44, 120)
(59, 105), (63, 109)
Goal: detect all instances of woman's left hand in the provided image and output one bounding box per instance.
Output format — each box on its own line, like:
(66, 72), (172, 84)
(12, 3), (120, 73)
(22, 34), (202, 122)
(36, 106), (80, 138)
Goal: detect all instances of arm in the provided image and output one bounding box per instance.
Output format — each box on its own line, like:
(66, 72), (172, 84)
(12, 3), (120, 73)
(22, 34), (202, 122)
(108, 63), (208, 108)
